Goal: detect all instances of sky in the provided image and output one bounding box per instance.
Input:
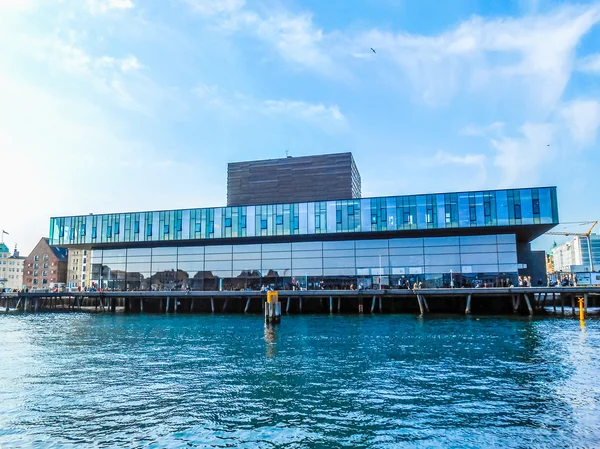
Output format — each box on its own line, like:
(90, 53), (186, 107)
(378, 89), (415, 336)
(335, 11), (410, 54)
(1, 0), (599, 255)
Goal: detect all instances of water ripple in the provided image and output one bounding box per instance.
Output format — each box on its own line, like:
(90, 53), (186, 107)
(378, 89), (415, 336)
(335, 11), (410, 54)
(0, 314), (599, 448)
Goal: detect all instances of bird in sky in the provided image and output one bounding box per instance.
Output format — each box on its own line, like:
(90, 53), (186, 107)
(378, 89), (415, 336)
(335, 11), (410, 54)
(371, 48), (376, 53)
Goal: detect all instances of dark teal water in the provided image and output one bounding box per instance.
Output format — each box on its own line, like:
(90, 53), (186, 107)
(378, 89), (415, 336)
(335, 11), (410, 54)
(0, 314), (599, 448)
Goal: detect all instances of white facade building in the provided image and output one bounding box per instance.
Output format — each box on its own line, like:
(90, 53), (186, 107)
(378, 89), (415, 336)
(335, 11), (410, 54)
(0, 243), (25, 291)
(552, 234), (600, 273)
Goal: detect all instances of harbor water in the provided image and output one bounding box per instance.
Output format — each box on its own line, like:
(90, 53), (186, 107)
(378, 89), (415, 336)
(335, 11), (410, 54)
(0, 314), (599, 448)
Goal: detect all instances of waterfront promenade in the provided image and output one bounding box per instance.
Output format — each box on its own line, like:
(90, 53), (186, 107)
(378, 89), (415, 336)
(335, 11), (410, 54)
(2, 287), (599, 315)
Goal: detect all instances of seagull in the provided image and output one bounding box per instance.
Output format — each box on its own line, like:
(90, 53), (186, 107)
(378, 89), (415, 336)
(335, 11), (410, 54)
(371, 48), (376, 53)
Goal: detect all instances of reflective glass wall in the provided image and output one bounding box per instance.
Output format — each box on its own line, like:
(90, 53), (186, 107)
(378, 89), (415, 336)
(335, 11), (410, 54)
(50, 187), (558, 246)
(90, 234), (518, 291)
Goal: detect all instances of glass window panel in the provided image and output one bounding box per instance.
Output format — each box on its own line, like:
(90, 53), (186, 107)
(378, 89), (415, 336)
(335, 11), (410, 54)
(323, 240), (354, 250)
(424, 236), (459, 246)
(416, 196), (427, 229)
(356, 256), (389, 268)
(497, 243), (517, 253)
(234, 244), (261, 253)
(424, 245), (460, 255)
(102, 256), (127, 265)
(356, 248), (389, 257)
(152, 255), (177, 262)
(233, 252), (261, 261)
(323, 258), (355, 268)
(262, 251), (291, 260)
(205, 253), (233, 261)
(178, 247), (204, 255)
(498, 263), (518, 273)
(355, 240), (388, 249)
(307, 202), (315, 234)
(292, 241), (322, 251)
(263, 243), (292, 252)
(461, 253), (498, 265)
(177, 254), (204, 262)
(151, 261), (178, 272)
(177, 261), (204, 271)
(323, 249), (355, 258)
(127, 248), (151, 257)
(204, 260), (232, 272)
(469, 264), (499, 273)
(425, 264), (461, 273)
(538, 188), (553, 224)
(293, 250), (322, 258)
(496, 190), (509, 226)
(360, 199), (371, 231)
(246, 206), (256, 236)
(520, 189), (533, 222)
(205, 245), (233, 254)
(461, 244), (498, 254)
(291, 268), (323, 277)
(389, 238), (423, 248)
(291, 258), (323, 270)
(104, 249), (126, 257)
(326, 202), (337, 233)
(389, 247), (424, 256)
(460, 235), (497, 245)
(233, 260), (261, 271)
(390, 255), (424, 266)
(497, 234), (516, 244)
(498, 252), (517, 264)
(324, 268), (355, 276)
(425, 254), (461, 265)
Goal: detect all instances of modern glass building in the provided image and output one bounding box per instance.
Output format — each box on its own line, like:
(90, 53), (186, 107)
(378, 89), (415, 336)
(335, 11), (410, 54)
(49, 186), (559, 291)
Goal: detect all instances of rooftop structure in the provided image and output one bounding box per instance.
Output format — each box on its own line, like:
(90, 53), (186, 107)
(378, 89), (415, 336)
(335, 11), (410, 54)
(227, 152), (361, 206)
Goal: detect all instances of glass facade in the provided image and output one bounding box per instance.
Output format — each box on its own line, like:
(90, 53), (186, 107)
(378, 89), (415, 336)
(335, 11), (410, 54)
(89, 234), (519, 291)
(50, 187), (559, 246)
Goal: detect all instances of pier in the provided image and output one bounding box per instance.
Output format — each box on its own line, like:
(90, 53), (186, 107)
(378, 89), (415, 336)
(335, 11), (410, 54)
(2, 287), (599, 316)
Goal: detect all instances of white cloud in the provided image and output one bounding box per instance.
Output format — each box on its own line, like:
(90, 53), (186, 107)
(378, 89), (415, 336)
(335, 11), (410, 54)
(0, 0), (32, 10)
(491, 123), (555, 186)
(87, 0), (134, 14)
(577, 53), (600, 73)
(184, 0), (244, 16)
(261, 99), (345, 125)
(354, 5), (600, 107)
(186, 1), (335, 74)
(560, 100), (600, 145)
(120, 55), (143, 72)
(192, 84), (346, 130)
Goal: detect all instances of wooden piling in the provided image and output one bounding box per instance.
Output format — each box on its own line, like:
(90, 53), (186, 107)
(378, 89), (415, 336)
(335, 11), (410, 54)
(286, 297), (290, 314)
(329, 296), (333, 314)
(421, 295), (429, 313)
(417, 295), (424, 315)
(358, 297), (363, 314)
(561, 294), (565, 315)
(337, 297), (341, 313)
(571, 295), (575, 316)
(222, 298), (228, 312)
(299, 297), (303, 313)
(552, 293), (556, 313)
(140, 298), (144, 313)
(211, 297), (214, 313)
(166, 296), (170, 314)
(524, 293), (533, 316)
(245, 298), (251, 313)
(378, 297), (382, 313)
(465, 294), (472, 315)
(371, 296), (376, 313)
(584, 293), (588, 314)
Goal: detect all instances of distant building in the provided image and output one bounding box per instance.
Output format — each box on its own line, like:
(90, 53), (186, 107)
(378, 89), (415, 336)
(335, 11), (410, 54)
(23, 238), (68, 289)
(227, 152), (361, 206)
(67, 248), (89, 288)
(551, 234), (600, 273)
(0, 243), (9, 289)
(5, 246), (25, 291)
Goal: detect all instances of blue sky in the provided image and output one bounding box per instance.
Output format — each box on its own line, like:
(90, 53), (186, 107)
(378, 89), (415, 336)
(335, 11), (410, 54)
(1, 0), (599, 254)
